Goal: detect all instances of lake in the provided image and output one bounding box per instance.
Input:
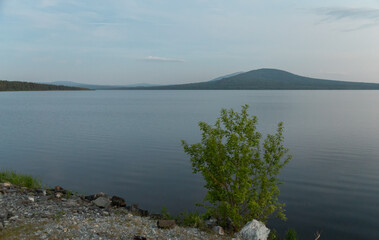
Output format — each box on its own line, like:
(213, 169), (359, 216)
(0, 90), (378, 239)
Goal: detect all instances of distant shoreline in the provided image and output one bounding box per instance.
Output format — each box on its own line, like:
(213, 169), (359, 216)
(0, 80), (90, 92)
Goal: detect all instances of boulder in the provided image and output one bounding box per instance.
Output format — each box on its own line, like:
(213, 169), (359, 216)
(93, 197), (111, 208)
(111, 196), (126, 207)
(157, 220), (176, 229)
(236, 220), (270, 240)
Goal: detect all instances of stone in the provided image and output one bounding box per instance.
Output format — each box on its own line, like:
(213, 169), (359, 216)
(3, 182), (12, 188)
(66, 198), (79, 207)
(54, 186), (64, 191)
(9, 215), (18, 221)
(213, 226), (225, 235)
(95, 192), (107, 198)
(236, 220), (270, 240)
(205, 217), (217, 227)
(111, 196), (126, 207)
(56, 192), (64, 199)
(28, 196), (35, 202)
(84, 194), (96, 201)
(224, 217), (236, 231)
(0, 221), (3, 231)
(93, 197), (110, 208)
(84, 192), (108, 202)
(157, 219), (176, 229)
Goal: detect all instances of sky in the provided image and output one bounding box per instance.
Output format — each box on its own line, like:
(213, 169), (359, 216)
(1, 0), (379, 85)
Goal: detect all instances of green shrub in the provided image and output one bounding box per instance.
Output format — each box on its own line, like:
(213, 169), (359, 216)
(0, 170), (41, 189)
(160, 206), (173, 220)
(268, 229), (278, 240)
(177, 211), (207, 229)
(285, 228), (299, 240)
(182, 105), (291, 230)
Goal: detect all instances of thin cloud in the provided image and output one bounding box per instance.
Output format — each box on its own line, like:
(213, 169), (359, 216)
(314, 7), (379, 30)
(142, 56), (185, 62)
(316, 7), (379, 21)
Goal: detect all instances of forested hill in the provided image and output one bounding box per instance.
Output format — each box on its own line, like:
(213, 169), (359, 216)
(120, 69), (379, 90)
(0, 80), (89, 91)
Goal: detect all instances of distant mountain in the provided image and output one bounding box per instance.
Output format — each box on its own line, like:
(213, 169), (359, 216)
(48, 81), (159, 90)
(208, 72), (245, 82)
(119, 68), (379, 90)
(0, 80), (89, 91)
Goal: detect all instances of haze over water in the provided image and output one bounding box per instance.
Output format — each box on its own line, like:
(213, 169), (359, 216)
(1, 90), (378, 239)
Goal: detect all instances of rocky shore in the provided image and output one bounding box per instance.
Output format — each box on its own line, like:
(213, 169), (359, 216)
(0, 182), (234, 240)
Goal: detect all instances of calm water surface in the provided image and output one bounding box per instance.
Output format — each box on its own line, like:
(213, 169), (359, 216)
(1, 90), (378, 239)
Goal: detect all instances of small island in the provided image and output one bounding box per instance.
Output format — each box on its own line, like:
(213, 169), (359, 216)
(0, 80), (89, 92)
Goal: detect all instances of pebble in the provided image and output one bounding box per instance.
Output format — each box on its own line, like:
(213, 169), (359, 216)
(0, 183), (231, 239)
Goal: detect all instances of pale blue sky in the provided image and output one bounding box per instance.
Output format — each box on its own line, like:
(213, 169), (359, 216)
(1, 0), (379, 84)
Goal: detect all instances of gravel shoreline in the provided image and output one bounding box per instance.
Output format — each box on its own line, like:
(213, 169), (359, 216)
(0, 182), (231, 240)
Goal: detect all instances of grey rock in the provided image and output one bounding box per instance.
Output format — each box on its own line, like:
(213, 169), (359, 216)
(84, 192), (107, 202)
(9, 215), (18, 221)
(95, 192), (107, 198)
(55, 192), (64, 199)
(213, 226), (225, 235)
(66, 198), (80, 207)
(2, 182), (12, 188)
(226, 216), (235, 231)
(157, 219), (176, 229)
(93, 197), (110, 208)
(205, 217), (217, 227)
(237, 219), (270, 240)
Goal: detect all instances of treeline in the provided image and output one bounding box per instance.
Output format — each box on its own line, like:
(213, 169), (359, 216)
(0, 80), (89, 91)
